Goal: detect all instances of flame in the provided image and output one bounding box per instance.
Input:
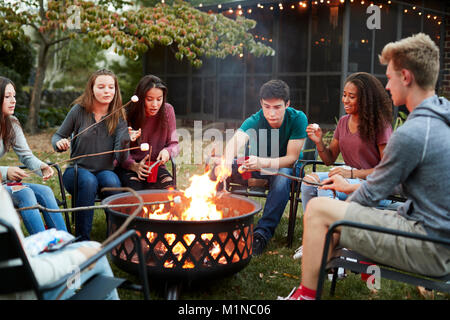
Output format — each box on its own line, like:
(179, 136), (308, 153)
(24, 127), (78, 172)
(143, 158), (239, 268)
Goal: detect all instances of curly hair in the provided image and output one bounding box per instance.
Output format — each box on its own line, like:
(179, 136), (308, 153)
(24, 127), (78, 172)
(345, 72), (393, 142)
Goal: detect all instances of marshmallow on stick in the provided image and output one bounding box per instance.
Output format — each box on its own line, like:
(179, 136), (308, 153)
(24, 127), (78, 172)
(140, 143), (150, 151)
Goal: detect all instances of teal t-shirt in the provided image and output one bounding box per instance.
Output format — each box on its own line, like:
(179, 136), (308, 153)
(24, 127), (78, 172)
(239, 107), (308, 160)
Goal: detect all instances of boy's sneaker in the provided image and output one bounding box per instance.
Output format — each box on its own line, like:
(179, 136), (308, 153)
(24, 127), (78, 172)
(293, 245), (303, 260)
(252, 232), (267, 256)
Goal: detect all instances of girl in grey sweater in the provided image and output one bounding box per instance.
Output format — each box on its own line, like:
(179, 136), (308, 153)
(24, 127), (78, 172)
(0, 77), (67, 234)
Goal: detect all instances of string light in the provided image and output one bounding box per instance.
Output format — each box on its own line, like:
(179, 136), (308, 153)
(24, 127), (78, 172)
(208, 1), (442, 28)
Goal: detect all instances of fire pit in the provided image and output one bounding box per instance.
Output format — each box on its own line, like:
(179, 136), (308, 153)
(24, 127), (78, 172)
(102, 189), (261, 298)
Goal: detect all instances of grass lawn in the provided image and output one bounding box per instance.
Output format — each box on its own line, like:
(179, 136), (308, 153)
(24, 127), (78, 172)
(2, 128), (448, 301)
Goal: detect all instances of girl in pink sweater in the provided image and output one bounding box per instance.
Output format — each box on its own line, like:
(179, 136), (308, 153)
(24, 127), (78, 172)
(116, 75), (179, 190)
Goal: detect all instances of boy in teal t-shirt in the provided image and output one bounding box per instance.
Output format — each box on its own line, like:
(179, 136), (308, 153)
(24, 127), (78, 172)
(221, 80), (307, 256)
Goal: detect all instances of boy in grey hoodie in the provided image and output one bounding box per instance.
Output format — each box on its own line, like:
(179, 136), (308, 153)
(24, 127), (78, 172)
(281, 33), (450, 300)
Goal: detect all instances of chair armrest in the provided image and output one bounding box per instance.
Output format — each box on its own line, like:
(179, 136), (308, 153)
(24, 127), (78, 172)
(170, 156), (177, 188)
(316, 219), (450, 299)
(327, 220), (450, 247)
(296, 159), (346, 178)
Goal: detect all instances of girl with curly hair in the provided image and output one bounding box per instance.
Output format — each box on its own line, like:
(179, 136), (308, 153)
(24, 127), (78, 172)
(293, 72), (394, 259)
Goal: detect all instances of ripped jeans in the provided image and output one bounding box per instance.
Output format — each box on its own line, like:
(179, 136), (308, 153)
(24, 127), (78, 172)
(5, 183), (67, 235)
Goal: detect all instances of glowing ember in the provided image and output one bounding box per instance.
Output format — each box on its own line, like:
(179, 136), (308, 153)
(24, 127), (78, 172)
(141, 159), (241, 268)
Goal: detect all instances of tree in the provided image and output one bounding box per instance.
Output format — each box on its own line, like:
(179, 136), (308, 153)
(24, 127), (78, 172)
(0, 0), (274, 133)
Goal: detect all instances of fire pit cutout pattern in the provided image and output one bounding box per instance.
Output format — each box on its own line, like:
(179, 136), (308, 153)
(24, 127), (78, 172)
(103, 190), (261, 282)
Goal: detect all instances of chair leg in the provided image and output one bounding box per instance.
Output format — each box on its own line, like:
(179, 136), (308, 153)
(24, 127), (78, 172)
(330, 269), (338, 297)
(287, 182), (297, 248)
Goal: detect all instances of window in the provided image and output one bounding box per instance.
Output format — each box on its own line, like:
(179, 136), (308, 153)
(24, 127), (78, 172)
(310, 5), (343, 72)
(309, 76), (341, 125)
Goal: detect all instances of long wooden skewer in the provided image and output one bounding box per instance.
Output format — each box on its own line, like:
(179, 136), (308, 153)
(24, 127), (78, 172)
(69, 98), (136, 144)
(24, 146), (141, 176)
(16, 198), (180, 213)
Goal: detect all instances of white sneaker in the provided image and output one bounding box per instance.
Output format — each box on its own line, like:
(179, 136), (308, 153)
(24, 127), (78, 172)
(293, 245), (303, 260)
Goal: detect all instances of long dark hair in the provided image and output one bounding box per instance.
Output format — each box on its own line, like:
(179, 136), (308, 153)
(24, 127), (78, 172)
(127, 75), (168, 130)
(0, 77), (18, 151)
(71, 69), (124, 135)
(345, 72), (393, 142)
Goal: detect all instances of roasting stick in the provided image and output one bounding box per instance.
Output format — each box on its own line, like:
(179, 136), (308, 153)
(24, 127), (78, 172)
(68, 95), (139, 144)
(22, 142), (152, 179)
(239, 166), (337, 197)
(53, 186), (142, 300)
(16, 197), (181, 214)
(16, 187), (181, 247)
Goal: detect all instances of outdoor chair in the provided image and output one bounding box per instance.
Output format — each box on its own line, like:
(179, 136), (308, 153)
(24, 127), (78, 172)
(286, 137), (345, 248)
(315, 220), (450, 300)
(218, 140), (316, 248)
(18, 162), (72, 233)
(0, 217), (150, 300)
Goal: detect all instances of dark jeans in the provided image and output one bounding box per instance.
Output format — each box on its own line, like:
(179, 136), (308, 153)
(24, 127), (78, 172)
(63, 167), (121, 241)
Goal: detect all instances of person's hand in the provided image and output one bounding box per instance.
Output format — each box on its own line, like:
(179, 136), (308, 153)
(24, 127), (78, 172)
(78, 246), (101, 270)
(243, 155), (260, 170)
(320, 174), (355, 194)
(328, 166), (352, 179)
(157, 149), (170, 164)
(40, 164), (54, 181)
(306, 123), (322, 144)
(132, 154), (151, 180)
(7, 166), (29, 181)
(55, 138), (70, 151)
(128, 127), (141, 142)
(302, 173), (320, 186)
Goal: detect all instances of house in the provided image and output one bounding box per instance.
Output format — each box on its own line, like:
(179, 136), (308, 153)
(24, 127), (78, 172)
(143, 0), (450, 128)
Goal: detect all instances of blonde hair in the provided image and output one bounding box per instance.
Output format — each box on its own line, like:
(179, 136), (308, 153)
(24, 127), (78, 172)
(379, 33), (440, 90)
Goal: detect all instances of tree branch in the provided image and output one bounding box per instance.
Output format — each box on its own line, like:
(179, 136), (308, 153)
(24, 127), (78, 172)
(48, 35), (72, 47)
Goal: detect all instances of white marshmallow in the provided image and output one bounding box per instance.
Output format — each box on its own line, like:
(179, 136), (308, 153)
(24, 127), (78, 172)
(140, 143), (150, 151)
(173, 196), (181, 204)
(131, 95), (139, 103)
(311, 123), (319, 130)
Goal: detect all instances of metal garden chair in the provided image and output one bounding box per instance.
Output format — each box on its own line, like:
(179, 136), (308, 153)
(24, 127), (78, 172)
(316, 220), (450, 299)
(0, 217), (150, 300)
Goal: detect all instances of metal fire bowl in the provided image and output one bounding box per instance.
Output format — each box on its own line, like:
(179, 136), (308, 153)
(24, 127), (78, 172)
(102, 190), (261, 283)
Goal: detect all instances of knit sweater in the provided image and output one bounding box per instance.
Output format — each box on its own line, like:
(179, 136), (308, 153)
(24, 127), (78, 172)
(122, 103), (179, 170)
(51, 104), (130, 172)
(0, 117), (45, 181)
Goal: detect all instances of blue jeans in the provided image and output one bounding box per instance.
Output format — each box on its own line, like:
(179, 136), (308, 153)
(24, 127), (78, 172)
(41, 241), (119, 300)
(6, 183), (67, 235)
(63, 167), (121, 241)
(229, 160), (292, 242)
(300, 171), (393, 213)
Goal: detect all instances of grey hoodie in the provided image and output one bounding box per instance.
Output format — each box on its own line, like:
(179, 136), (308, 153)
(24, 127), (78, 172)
(349, 95), (450, 239)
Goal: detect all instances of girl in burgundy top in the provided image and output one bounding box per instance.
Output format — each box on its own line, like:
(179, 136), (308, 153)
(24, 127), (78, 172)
(116, 75), (179, 190)
(294, 72), (394, 259)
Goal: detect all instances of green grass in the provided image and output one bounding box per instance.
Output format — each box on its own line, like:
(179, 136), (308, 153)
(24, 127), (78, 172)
(2, 140), (449, 301)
